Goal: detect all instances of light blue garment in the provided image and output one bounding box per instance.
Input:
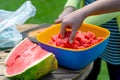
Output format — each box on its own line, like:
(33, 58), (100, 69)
(85, 0), (120, 65)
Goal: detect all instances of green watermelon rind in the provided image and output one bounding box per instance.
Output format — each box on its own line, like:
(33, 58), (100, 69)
(4, 53), (58, 80)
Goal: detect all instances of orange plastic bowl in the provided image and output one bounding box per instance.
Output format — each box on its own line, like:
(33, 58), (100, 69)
(36, 23), (110, 70)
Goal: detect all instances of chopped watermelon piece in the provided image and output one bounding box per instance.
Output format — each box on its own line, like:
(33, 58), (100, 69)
(48, 31), (104, 49)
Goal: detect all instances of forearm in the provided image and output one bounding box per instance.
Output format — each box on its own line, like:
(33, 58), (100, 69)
(75, 0), (120, 17)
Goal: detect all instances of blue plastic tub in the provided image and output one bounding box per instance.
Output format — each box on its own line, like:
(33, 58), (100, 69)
(36, 23), (110, 70)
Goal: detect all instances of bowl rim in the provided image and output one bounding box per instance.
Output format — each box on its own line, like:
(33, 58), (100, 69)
(36, 23), (110, 51)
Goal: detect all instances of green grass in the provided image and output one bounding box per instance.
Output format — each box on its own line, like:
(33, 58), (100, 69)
(98, 60), (110, 80)
(0, 0), (110, 80)
(0, 0), (66, 24)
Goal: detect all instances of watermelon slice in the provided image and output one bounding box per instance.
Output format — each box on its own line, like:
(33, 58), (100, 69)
(4, 38), (58, 80)
(48, 31), (104, 49)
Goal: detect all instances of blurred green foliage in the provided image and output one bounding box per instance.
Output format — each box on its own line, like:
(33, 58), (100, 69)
(0, 0), (66, 24)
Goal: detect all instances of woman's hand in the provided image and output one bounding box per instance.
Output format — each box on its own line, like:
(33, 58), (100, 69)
(55, 6), (75, 24)
(60, 9), (87, 43)
(59, 0), (120, 44)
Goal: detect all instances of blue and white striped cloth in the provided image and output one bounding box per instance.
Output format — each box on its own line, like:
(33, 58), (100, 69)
(85, 0), (120, 65)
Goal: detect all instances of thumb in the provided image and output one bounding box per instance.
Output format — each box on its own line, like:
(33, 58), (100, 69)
(55, 18), (62, 24)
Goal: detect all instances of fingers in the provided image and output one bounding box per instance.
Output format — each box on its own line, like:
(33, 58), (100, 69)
(60, 23), (67, 38)
(61, 23), (78, 44)
(69, 27), (78, 44)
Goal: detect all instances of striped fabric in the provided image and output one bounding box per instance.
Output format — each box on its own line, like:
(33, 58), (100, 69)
(85, 0), (120, 65)
(85, 0), (95, 4)
(100, 19), (120, 65)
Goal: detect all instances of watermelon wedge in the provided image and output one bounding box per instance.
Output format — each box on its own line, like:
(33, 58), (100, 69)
(4, 38), (58, 80)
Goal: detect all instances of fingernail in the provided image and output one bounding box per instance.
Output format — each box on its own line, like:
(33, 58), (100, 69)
(69, 40), (73, 44)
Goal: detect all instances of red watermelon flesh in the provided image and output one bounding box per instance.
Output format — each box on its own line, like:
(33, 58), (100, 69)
(48, 31), (104, 49)
(4, 38), (57, 77)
